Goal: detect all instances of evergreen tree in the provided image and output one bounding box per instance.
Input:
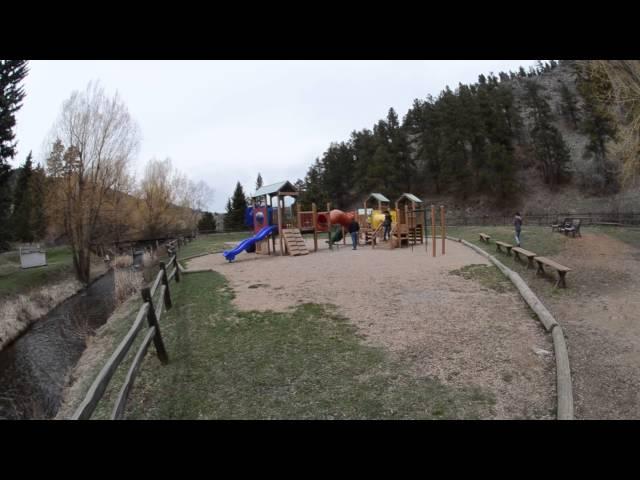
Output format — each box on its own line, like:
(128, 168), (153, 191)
(197, 211), (216, 232)
(224, 181), (249, 230)
(224, 198), (233, 230)
(524, 81), (571, 187)
(575, 62), (618, 191)
(10, 152), (34, 242)
(558, 82), (580, 128)
(0, 60), (29, 250)
(30, 163), (47, 241)
(256, 172), (263, 191)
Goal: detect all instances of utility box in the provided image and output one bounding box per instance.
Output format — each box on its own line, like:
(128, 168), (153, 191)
(20, 246), (47, 269)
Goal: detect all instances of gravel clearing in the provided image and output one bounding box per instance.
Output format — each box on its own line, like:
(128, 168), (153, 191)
(189, 238), (555, 419)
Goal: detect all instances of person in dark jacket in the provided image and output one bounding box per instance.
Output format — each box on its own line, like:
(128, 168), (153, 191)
(514, 212), (523, 246)
(383, 211), (392, 241)
(348, 217), (360, 250)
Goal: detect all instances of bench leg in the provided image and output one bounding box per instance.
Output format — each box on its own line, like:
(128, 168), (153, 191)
(506, 247), (512, 257)
(536, 263), (544, 276)
(557, 272), (567, 288)
(527, 257), (534, 269)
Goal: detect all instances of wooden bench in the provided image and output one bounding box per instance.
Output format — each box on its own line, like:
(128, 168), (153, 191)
(562, 219), (582, 238)
(534, 256), (572, 288)
(495, 240), (513, 256)
(511, 246), (537, 269)
(552, 218), (572, 233)
(479, 233), (491, 243)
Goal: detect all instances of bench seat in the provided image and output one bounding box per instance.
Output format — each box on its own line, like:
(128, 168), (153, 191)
(534, 256), (572, 288)
(479, 233), (491, 243)
(511, 247), (537, 268)
(495, 240), (513, 256)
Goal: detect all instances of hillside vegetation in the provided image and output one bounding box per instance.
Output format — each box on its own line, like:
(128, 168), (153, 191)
(295, 60), (640, 215)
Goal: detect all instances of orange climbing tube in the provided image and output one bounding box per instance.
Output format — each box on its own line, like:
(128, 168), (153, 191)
(317, 209), (355, 229)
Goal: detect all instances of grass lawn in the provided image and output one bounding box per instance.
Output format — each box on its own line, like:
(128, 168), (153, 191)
(178, 232), (253, 258)
(445, 225), (576, 299)
(81, 271), (494, 420)
(0, 246), (75, 297)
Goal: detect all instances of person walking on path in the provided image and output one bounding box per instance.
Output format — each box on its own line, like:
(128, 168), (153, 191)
(514, 212), (523, 247)
(348, 217), (360, 250)
(383, 211), (392, 241)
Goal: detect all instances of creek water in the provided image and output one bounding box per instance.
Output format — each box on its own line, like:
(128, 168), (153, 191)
(0, 270), (116, 419)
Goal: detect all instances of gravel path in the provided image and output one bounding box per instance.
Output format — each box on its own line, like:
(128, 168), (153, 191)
(189, 238), (555, 419)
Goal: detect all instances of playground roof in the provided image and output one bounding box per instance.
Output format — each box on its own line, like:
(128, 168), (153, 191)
(397, 193), (423, 203)
(253, 180), (298, 198)
(368, 193), (390, 203)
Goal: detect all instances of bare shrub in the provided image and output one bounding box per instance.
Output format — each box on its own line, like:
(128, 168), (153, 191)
(142, 251), (154, 268)
(113, 255), (133, 268)
(114, 268), (143, 305)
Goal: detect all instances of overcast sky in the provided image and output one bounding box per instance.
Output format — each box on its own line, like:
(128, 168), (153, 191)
(12, 60), (538, 212)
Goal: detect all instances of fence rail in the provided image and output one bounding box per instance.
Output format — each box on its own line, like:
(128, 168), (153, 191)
(71, 237), (192, 420)
(446, 212), (640, 227)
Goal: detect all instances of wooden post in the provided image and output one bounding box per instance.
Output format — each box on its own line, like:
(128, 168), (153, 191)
(327, 202), (332, 250)
(141, 288), (168, 364)
(159, 262), (172, 310)
(404, 203), (409, 248)
(441, 205), (446, 255)
(174, 254), (180, 283)
(431, 205), (436, 257)
(278, 195), (284, 256)
(312, 202), (318, 252)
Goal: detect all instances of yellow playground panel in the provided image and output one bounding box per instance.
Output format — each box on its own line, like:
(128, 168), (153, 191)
(369, 209), (397, 230)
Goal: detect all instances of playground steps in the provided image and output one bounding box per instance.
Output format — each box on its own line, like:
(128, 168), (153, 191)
(408, 225), (423, 244)
(282, 229), (309, 256)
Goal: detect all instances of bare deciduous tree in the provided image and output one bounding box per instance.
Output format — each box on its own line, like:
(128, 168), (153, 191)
(46, 82), (140, 284)
(138, 158), (214, 237)
(138, 157), (179, 238)
(590, 61), (640, 185)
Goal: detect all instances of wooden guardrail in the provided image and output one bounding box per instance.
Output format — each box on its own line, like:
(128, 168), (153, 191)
(71, 252), (183, 420)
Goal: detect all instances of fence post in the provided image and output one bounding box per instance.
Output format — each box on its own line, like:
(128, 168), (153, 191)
(174, 254), (181, 283)
(159, 262), (172, 310)
(141, 287), (169, 364)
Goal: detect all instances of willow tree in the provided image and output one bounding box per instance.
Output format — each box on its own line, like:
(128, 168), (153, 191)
(46, 82), (140, 284)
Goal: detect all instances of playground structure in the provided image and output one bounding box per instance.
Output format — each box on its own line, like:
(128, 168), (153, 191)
(222, 179), (447, 261)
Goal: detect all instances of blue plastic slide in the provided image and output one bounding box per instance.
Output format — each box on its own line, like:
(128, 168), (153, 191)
(223, 225), (278, 262)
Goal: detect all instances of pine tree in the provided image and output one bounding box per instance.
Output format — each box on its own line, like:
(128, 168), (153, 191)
(224, 182), (249, 230)
(10, 152), (34, 242)
(0, 60), (29, 250)
(224, 198), (233, 230)
(256, 172), (263, 191)
(30, 163), (47, 241)
(524, 81), (571, 187)
(559, 82), (580, 128)
(575, 62), (618, 191)
(197, 212), (216, 232)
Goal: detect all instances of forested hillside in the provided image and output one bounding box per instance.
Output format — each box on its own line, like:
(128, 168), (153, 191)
(296, 60), (639, 215)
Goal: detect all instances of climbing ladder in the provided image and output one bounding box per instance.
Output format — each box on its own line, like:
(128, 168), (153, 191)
(281, 228), (309, 256)
(408, 224), (423, 244)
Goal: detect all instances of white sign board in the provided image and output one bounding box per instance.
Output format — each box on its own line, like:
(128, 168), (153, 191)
(20, 247), (47, 269)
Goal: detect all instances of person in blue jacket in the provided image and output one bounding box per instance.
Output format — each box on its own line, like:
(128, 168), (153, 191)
(348, 217), (360, 250)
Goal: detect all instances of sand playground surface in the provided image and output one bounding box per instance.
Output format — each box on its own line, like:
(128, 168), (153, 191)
(188, 238), (555, 419)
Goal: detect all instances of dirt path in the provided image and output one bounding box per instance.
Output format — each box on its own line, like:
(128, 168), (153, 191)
(534, 233), (640, 419)
(189, 239), (555, 419)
